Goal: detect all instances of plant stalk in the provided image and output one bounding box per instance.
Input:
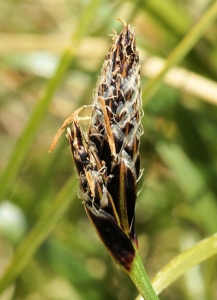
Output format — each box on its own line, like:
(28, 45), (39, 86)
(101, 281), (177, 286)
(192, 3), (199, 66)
(128, 248), (159, 300)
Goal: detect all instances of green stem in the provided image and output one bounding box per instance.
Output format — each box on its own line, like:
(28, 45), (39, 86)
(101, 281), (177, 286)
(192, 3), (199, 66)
(0, 0), (102, 200)
(128, 248), (159, 300)
(142, 1), (217, 105)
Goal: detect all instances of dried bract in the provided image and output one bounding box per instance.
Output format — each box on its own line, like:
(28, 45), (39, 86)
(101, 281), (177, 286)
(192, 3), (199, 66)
(67, 22), (142, 271)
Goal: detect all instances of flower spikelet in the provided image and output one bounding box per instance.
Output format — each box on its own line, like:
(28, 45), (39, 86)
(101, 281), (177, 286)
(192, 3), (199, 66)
(67, 22), (142, 271)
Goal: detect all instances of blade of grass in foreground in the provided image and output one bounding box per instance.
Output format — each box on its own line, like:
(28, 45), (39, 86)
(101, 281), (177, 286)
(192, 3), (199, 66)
(0, 0), (102, 200)
(136, 233), (217, 299)
(0, 175), (77, 295)
(157, 141), (217, 233)
(142, 1), (217, 105)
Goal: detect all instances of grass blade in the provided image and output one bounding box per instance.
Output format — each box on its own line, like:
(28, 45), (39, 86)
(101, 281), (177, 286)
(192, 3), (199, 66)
(0, 0), (102, 199)
(136, 233), (217, 299)
(157, 141), (217, 233)
(0, 175), (77, 294)
(142, 1), (217, 105)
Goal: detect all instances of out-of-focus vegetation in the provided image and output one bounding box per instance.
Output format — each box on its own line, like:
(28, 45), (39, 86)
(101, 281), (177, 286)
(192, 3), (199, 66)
(0, 0), (217, 299)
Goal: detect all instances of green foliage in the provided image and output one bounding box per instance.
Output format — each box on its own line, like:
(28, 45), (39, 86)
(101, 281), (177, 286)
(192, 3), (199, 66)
(0, 0), (217, 299)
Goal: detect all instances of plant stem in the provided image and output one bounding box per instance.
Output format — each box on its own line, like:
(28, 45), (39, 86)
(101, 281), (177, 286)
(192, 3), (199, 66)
(128, 248), (159, 300)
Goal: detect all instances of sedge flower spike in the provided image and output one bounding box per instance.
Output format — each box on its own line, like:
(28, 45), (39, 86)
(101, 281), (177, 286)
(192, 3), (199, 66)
(50, 21), (159, 299)
(67, 22), (143, 271)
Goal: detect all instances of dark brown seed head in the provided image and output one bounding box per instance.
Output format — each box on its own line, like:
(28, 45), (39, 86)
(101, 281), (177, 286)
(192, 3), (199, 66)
(67, 22), (142, 269)
(89, 24), (142, 166)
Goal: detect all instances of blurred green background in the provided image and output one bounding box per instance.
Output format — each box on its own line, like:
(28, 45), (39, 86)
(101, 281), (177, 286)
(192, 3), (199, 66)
(0, 0), (217, 299)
